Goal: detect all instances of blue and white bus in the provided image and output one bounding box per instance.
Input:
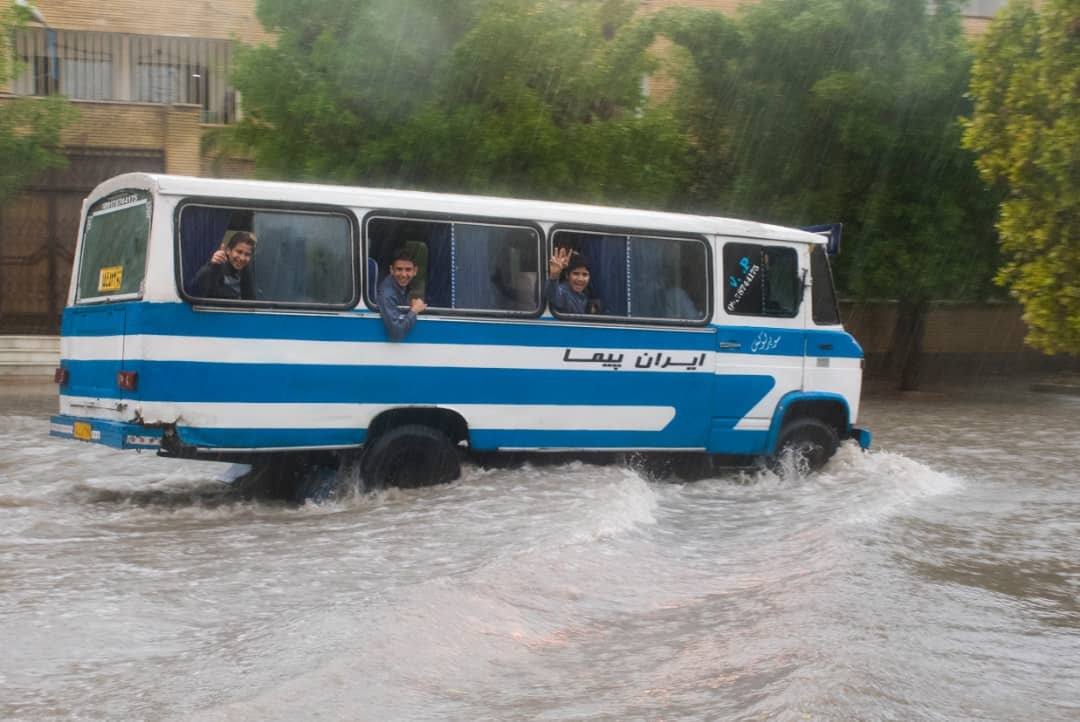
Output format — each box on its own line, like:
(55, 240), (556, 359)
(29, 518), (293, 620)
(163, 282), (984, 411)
(49, 173), (869, 489)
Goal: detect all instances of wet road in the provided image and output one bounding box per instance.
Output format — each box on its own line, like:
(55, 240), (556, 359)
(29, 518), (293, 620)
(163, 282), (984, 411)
(1, 382), (1078, 720)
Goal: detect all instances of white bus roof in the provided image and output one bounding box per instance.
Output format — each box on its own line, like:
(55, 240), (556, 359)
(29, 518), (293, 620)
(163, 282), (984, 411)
(89, 173), (826, 245)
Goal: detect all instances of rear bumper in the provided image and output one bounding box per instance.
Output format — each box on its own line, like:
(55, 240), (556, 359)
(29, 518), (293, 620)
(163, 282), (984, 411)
(849, 427), (872, 450)
(49, 415), (163, 450)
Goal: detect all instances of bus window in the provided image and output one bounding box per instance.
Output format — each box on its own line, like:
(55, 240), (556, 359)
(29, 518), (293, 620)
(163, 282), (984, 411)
(75, 190), (151, 303)
(366, 216), (541, 314)
(178, 204), (356, 307)
(549, 230), (709, 323)
(723, 242), (800, 317)
(810, 245), (841, 325)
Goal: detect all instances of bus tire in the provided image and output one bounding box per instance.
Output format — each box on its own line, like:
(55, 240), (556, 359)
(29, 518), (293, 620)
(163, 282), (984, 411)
(769, 418), (839, 475)
(361, 424), (461, 490)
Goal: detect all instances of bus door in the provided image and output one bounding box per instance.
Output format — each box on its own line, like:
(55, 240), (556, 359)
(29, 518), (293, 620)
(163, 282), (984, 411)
(710, 239), (807, 454)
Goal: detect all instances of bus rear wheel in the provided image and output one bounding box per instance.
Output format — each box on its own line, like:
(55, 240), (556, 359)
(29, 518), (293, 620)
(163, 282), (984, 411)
(769, 418), (839, 475)
(361, 424), (461, 490)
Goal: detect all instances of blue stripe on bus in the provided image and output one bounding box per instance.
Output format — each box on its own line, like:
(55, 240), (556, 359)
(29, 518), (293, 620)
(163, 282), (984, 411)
(705, 428), (769, 455)
(172, 426), (766, 452)
(63, 302), (714, 349)
(804, 329), (864, 358)
(60, 301), (863, 357)
(62, 359), (734, 406)
(465, 429), (725, 450)
(173, 427), (702, 451)
(176, 426), (365, 450)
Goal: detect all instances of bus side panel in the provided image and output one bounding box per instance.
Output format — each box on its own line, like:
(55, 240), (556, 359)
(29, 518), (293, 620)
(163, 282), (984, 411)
(92, 306), (723, 453)
(59, 305), (127, 402)
(140, 353), (714, 452)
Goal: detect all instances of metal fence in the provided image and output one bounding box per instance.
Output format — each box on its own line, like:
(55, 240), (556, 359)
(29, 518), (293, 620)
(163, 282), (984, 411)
(0, 149), (164, 334)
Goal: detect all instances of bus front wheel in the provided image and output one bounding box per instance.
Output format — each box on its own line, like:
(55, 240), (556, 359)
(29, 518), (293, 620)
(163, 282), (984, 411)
(361, 424), (461, 490)
(769, 418), (839, 475)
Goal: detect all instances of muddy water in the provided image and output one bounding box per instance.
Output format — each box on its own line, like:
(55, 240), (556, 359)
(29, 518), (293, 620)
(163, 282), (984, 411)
(1, 384), (1077, 720)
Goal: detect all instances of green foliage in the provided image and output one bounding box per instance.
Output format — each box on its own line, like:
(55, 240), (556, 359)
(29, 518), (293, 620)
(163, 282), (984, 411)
(0, 3), (74, 203)
(226, 0), (1006, 309)
(659, 0), (1001, 303)
(390, 0), (686, 203)
(227, 0), (479, 181)
(224, 0), (689, 205)
(963, 0), (1080, 354)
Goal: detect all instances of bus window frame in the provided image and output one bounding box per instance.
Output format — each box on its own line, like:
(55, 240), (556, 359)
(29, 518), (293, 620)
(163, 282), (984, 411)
(547, 223), (713, 327)
(363, 210), (546, 319)
(174, 197), (361, 311)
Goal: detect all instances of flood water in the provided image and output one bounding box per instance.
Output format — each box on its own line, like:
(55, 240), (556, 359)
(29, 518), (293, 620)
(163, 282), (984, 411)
(2, 382), (1078, 721)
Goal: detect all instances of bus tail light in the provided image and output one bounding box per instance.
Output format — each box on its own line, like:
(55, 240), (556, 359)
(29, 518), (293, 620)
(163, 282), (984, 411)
(117, 370), (138, 391)
(54, 367), (69, 386)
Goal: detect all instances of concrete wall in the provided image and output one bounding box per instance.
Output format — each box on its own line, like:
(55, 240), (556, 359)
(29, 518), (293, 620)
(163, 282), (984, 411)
(0, 335), (58, 379)
(841, 301), (1080, 385)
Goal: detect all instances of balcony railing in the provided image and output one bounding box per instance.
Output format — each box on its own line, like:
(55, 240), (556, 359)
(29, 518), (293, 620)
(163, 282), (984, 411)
(9, 29), (236, 124)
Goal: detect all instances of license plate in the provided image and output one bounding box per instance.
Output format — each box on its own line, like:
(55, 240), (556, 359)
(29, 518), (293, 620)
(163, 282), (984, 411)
(98, 265), (124, 293)
(73, 421), (92, 441)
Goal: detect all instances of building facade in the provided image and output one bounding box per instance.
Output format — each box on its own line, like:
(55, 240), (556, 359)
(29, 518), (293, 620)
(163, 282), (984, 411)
(0, 0), (270, 337)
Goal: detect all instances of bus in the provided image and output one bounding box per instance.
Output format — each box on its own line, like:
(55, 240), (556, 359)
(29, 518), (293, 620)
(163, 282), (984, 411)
(49, 173), (870, 491)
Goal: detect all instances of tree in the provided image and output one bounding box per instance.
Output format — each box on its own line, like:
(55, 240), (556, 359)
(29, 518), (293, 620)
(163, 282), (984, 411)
(963, 0), (1080, 355)
(658, 0), (1002, 388)
(219, 0), (481, 182)
(390, 0), (688, 204)
(0, 2), (74, 202)
(220, 0), (689, 205)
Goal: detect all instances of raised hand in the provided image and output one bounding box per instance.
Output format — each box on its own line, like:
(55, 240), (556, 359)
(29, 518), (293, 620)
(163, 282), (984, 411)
(548, 246), (572, 279)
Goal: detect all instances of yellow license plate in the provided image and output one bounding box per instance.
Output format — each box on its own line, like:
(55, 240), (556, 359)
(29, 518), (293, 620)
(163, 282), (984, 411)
(98, 265), (124, 293)
(73, 421), (93, 441)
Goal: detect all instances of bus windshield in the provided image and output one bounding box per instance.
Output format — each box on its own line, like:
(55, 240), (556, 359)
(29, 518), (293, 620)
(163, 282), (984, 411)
(76, 191), (151, 303)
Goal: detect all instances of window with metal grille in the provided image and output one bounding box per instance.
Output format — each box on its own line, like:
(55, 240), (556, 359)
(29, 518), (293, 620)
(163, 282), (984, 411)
(10, 29), (236, 123)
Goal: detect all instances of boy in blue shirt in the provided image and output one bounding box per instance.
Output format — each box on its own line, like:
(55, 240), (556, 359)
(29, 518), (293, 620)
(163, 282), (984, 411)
(376, 248), (427, 340)
(545, 247), (590, 314)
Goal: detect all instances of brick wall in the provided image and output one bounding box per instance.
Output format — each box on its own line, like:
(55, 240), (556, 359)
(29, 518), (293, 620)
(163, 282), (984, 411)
(57, 102), (206, 175)
(27, 0), (273, 44)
